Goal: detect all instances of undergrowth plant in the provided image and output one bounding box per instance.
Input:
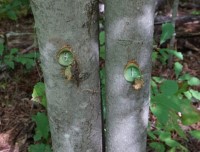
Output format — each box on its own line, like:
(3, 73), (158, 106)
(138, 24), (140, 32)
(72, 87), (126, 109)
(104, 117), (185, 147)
(0, 43), (38, 70)
(149, 22), (200, 152)
(29, 82), (52, 152)
(0, 0), (30, 20)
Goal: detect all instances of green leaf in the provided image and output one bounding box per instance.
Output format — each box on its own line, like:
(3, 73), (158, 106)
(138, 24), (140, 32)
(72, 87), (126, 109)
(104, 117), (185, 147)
(28, 144), (52, 152)
(99, 31), (105, 59)
(150, 101), (169, 124)
(191, 10), (200, 15)
(172, 121), (187, 139)
(0, 43), (4, 56)
(159, 131), (171, 141)
(152, 77), (165, 83)
(10, 48), (18, 55)
(189, 89), (200, 100)
(177, 82), (188, 95)
(168, 50), (183, 60)
(174, 62), (183, 78)
(149, 142), (165, 152)
(11, 0), (21, 7)
(159, 49), (169, 64)
(15, 56), (29, 64)
(184, 91), (192, 100)
(152, 52), (158, 62)
(151, 80), (158, 95)
(189, 130), (200, 140)
(26, 60), (35, 69)
(179, 73), (192, 81)
(159, 132), (180, 148)
(181, 100), (200, 125)
(99, 31), (105, 45)
(148, 131), (157, 140)
(6, 10), (17, 20)
(100, 46), (105, 59)
(151, 94), (182, 124)
(160, 22), (175, 44)
(21, 52), (39, 58)
(166, 139), (182, 148)
(179, 74), (200, 86)
(4, 60), (14, 69)
(160, 80), (178, 95)
(32, 112), (50, 141)
(188, 77), (200, 86)
(168, 147), (176, 152)
(32, 82), (47, 108)
(15, 56), (36, 69)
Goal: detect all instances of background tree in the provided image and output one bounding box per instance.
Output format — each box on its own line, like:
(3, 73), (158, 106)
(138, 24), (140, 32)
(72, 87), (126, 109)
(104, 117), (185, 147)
(105, 0), (155, 151)
(30, 0), (102, 151)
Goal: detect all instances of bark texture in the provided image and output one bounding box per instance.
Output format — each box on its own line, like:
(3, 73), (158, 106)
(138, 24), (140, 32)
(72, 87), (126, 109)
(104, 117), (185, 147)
(30, 1), (102, 152)
(105, 0), (155, 152)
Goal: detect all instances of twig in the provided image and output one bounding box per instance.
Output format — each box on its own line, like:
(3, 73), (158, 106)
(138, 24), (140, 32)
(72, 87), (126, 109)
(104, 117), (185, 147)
(176, 32), (200, 38)
(154, 15), (200, 25)
(168, 0), (179, 68)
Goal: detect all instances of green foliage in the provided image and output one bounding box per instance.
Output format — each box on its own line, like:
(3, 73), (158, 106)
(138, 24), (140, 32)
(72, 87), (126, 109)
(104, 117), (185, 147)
(0, 43), (38, 70)
(99, 31), (105, 46)
(149, 22), (200, 152)
(152, 51), (158, 62)
(32, 112), (50, 141)
(0, 43), (4, 55)
(28, 143), (52, 152)
(29, 83), (52, 152)
(32, 82), (47, 108)
(99, 31), (105, 59)
(191, 10), (200, 15)
(29, 112), (52, 152)
(160, 80), (178, 95)
(183, 89), (200, 101)
(174, 62), (183, 78)
(150, 72), (200, 151)
(149, 142), (165, 152)
(153, 22), (183, 65)
(179, 74), (200, 86)
(187, 77), (200, 86)
(189, 130), (200, 140)
(189, 89), (200, 100)
(0, 0), (30, 20)
(154, 48), (183, 64)
(160, 22), (175, 44)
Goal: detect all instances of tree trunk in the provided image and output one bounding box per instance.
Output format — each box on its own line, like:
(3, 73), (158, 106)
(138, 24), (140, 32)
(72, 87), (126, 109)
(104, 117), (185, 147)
(30, 1), (102, 152)
(105, 1), (155, 152)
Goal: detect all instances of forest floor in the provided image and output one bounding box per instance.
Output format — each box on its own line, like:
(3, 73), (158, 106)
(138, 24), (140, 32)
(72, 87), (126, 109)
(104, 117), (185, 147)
(0, 1), (200, 152)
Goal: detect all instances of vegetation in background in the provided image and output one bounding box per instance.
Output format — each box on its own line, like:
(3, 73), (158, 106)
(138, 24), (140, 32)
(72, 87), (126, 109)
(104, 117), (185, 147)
(29, 82), (52, 152)
(0, 0), (30, 20)
(149, 22), (200, 152)
(0, 43), (39, 70)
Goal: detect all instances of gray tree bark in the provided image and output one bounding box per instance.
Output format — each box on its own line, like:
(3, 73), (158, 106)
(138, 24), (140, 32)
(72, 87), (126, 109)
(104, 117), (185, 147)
(105, 0), (155, 152)
(30, 1), (102, 152)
